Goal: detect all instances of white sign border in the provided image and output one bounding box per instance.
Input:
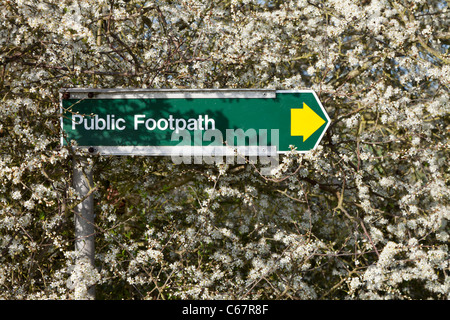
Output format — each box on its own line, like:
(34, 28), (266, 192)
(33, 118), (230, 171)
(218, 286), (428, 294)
(60, 89), (330, 155)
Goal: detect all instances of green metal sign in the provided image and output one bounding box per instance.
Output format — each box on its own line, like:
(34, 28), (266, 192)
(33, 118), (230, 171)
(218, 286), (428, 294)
(60, 89), (329, 156)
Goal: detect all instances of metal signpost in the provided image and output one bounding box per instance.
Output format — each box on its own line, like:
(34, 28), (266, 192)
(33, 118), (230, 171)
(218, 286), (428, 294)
(60, 88), (330, 298)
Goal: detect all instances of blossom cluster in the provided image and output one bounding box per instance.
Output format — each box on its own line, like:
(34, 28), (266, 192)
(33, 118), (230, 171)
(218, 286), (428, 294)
(0, 0), (448, 299)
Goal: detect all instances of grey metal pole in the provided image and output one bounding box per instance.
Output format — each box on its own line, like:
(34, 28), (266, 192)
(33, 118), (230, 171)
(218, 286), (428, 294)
(73, 156), (96, 299)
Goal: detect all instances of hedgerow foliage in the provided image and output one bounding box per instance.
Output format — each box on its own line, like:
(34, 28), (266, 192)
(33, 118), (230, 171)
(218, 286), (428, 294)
(0, 0), (448, 299)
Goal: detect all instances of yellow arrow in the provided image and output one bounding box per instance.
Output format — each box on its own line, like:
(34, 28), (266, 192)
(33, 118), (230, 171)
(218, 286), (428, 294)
(291, 103), (326, 142)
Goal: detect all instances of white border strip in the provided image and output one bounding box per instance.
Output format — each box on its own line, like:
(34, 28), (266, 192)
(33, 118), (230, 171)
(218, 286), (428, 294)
(61, 88), (276, 99)
(75, 146), (278, 157)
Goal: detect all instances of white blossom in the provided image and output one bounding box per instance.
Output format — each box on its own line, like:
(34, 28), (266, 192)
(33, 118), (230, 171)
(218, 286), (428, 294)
(0, 0), (448, 300)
